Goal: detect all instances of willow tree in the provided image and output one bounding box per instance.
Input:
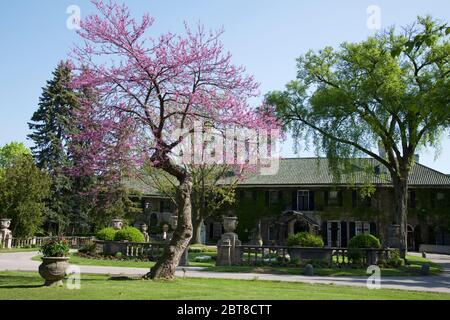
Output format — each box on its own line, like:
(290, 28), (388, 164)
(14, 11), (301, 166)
(267, 17), (449, 256)
(69, 1), (277, 279)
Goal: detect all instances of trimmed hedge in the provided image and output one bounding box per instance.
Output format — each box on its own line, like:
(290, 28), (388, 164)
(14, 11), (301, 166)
(348, 234), (381, 264)
(114, 227), (145, 243)
(96, 227), (117, 241)
(348, 234), (381, 249)
(286, 232), (324, 248)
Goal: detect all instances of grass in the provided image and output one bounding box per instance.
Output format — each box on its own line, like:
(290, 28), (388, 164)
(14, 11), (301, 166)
(203, 255), (442, 277)
(30, 253), (441, 277)
(32, 252), (216, 268)
(0, 248), (40, 253)
(0, 271), (448, 300)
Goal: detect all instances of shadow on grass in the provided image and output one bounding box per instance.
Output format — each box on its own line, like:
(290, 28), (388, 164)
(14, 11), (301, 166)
(0, 284), (45, 289)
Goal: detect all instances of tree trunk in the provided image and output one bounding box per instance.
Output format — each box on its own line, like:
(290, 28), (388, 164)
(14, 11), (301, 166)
(392, 175), (408, 258)
(149, 175), (193, 279)
(191, 213), (204, 245)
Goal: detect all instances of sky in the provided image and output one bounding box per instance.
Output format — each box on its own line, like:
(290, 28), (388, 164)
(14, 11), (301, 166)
(0, 0), (449, 172)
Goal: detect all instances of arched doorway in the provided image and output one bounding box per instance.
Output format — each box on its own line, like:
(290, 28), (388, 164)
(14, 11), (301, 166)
(150, 213), (158, 227)
(293, 220), (309, 234)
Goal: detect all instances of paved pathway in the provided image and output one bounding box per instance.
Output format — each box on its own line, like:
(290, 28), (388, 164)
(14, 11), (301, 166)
(0, 251), (449, 293)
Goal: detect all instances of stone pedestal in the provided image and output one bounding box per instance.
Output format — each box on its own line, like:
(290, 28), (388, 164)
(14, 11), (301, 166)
(217, 216), (242, 266)
(0, 218), (12, 249)
(140, 223), (150, 242)
(217, 233), (242, 266)
(388, 224), (401, 248)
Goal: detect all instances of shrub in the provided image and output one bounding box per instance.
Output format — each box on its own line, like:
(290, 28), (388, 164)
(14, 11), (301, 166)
(286, 232), (324, 248)
(115, 252), (123, 259)
(96, 227), (117, 241)
(40, 239), (70, 257)
(348, 234), (381, 264)
(386, 249), (405, 267)
(114, 227), (145, 242)
(78, 242), (97, 255)
(188, 245), (217, 253)
(348, 234), (381, 249)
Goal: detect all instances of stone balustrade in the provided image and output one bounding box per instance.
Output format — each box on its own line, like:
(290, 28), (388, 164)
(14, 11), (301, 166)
(217, 243), (395, 267)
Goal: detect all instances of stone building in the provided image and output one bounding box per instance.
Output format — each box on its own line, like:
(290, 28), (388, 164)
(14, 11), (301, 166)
(226, 158), (450, 250)
(129, 157), (450, 249)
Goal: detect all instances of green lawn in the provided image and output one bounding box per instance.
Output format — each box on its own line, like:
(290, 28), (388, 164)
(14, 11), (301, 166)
(32, 252), (216, 268)
(203, 255), (442, 277)
(0, 271), (448, 300)
(0, 248), (39, 253)
(38, 253), (439, 277)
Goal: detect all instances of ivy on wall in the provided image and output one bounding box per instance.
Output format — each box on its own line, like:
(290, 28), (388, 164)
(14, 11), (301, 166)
(234, 187), (450, 241)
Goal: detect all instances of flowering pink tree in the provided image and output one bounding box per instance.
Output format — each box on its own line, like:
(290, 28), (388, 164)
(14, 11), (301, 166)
(70, 0), (278, 279)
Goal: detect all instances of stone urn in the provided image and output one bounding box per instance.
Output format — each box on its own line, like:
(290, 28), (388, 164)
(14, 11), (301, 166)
(162, 224), (170, 240)
(140, 223), (150, 242)
(170, 215), (178, 230)
(140, 223), (148, 232)
(111, 218), (123, 230)
(223, 216), (238, 233)
(0, 218), (11, 230)
(38, 257), (70, 287)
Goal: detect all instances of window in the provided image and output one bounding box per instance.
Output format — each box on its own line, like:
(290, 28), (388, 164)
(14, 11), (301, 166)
(352, 191), (372, 208)
(244, 190), (253, 200)
(328, 191), (339, 205)
(269, 190), (279, 205)
(408, 191), (416, 208)
(326, 190), (342, 206)
(437, 192), (445, 201)
(160, 200), (172, 212)
(355, 221), (370, 235)
(297, 191), (310, 211)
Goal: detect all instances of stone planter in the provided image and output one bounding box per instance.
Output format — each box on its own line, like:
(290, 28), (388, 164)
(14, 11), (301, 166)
(223, 216), (238, 233)
(288, 247), (331, 263)
(38, 257), (70, 287)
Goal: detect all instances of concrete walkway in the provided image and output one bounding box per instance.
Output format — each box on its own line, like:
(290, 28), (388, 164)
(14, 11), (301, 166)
(0, 251), (449, 293)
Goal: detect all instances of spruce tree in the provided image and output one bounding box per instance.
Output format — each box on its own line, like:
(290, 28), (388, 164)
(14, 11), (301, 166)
(28, 62), (79, 234)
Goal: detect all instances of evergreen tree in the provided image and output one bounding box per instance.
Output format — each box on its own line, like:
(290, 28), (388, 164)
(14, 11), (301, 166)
(28, 62), (79, 234)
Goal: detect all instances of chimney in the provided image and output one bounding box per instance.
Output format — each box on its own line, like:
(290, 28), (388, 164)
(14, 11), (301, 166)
(414, 154), (420, 164)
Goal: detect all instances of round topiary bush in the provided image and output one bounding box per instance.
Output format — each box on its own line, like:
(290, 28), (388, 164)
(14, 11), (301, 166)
(114, 226), (145, 243)
(96, 227), (117, 241)
(348, 234), (381, 249)
(286, 232), (324, 248)
(348, 234), (381, 264)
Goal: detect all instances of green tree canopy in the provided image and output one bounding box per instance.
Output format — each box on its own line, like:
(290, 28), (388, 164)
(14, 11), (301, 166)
(0, 142), (31, 168)
(267, 16), (449, 255)
(0, 143), (50, 237)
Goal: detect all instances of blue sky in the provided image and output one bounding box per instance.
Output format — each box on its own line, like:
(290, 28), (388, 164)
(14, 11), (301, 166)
(0, 0), (449, 172)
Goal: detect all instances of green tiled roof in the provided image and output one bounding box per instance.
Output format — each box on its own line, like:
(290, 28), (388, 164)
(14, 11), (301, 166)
(122, 177), (166, 197)
(235, 158), (450, 188)
(126, 158), (450, 196)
